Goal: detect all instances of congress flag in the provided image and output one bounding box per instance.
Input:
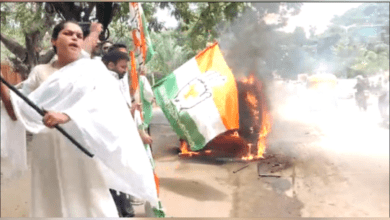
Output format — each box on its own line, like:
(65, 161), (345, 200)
(153, 43), (239, 151)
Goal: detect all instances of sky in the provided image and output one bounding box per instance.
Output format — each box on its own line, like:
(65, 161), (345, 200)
(156, 3), (363, 38)
(282, 3), (363, 38)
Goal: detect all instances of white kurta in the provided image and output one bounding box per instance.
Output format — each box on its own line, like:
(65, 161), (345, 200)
(1, 60), (59, 179)
(9, 58), (158, 217)
(1, 101), (27, 179)
(5, 60), (118, 217)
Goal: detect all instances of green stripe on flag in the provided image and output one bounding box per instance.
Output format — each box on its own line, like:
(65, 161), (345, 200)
(140, 78), (153, 127)
(141, 11), (155, 63)
(153, 74), (206, 151)
(179, 112), (206, 151)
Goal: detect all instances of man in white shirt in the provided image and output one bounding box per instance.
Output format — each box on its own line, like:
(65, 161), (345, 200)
(101, 50), (163, 217)
(101, 50), (136, 217)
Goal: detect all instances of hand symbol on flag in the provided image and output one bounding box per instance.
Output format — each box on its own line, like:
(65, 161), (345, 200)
(173, 71), (227, 112)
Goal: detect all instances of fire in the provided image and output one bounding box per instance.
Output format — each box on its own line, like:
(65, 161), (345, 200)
(246, 93), (259, 112)
(257, 105), (272, 158)
(241, 75), (255, 85)
(180, 139), (199, 157)
(241, 143), (254, 160)
(240, 74), (272, 161)
(179, 73), (272, 161)
(230, 131), (240, 137)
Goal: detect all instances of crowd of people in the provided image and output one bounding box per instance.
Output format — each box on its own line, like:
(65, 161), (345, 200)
(1, 21), (162, 217)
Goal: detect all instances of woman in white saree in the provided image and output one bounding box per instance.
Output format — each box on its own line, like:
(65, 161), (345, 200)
(0, 21), (158, 217)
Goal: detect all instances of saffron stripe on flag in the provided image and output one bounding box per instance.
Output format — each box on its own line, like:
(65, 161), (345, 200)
(153, 43), (239, 151)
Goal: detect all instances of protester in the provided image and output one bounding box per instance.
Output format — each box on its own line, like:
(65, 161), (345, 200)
(107, 43), (127, 53)
(378, 71), (389, 122)
(0, 20), (158, 217)
(107, 45), (164, 217)
(1, 20), (103, 190)
(101, 41), (114, 55)
(101, 50), (136, 217)
(354, 75), (369, 111)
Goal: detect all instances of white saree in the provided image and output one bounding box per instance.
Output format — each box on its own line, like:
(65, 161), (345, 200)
(1, 101), (28, 180)
(9, 57), (158, 217)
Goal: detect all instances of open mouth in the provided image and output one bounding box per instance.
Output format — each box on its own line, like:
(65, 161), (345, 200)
(69, 43), (79, 49)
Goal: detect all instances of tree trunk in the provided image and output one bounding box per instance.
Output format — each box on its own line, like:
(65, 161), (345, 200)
(38, 50), (56, 64)
(8, 57), (29, 77)
(0, 33), (27, 62)
(24, 30), (41, 73)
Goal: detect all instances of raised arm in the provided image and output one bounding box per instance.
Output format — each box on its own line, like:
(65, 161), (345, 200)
(83, 22), (103, 55)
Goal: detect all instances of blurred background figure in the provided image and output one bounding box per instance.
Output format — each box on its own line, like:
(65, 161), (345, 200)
(101, 41), (114, 55)
(354, 75), (370, 111)
(378, 71), (389, 124)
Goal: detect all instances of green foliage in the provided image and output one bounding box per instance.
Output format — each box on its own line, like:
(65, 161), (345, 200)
(1, 3), (53, 61)
(350, 47), (389, 75)
(332, 39), (389, 78)
(146, 30), (193, 76)
(332, 3), (389, 27)
(107, 17), (133, 51)
(327, 3), (389, 78)
(13, 3), (47, 34)
(1, 3), (25, 59)
(107, 2), (251, 76)
(182, 3), (250, 52)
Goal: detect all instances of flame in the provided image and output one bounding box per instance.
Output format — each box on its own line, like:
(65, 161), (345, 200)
(241, 143), (254, 160)
(256, 80), (272, 159)
(241, 74), (255, 84)
(180, 140), (199, 157)
(257, 105), (272, 158)
(230, 131), (240, 137)
(241, 74), (272, 161)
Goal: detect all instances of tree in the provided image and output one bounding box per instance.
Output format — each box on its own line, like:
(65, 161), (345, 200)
(172, 2), (250, 52)
(1, 2), (119, 76)
(1, 2), (306, 79)
(1, 2), (57, 76)
(146, 30), (193, 76)
(327, 3), (389, 77)
(109, 2), (252, 77)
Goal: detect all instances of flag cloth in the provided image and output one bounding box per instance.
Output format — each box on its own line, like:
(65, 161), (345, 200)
(153, 43), (239, 151)
(130, 51), (139, 96)
(129, 2), (155, 68)
(139, 75), (154, 128)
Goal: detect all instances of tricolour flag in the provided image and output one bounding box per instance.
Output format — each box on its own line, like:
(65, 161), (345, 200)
(153, 43), (239, 151)
(129, 2), (155, 68)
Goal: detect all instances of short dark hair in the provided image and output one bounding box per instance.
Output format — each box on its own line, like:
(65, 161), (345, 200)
(108, 43), (128, 53)
(51, 20), (81, 54)
(102, 50), (130, 66)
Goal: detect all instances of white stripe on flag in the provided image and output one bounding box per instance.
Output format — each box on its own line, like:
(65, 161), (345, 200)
(173, 58), (227, 143)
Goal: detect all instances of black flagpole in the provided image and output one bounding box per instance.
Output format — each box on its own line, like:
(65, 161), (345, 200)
(1, 76), (94, 158)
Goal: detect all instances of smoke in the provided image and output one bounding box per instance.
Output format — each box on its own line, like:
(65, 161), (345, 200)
(218, 3), (312, 82)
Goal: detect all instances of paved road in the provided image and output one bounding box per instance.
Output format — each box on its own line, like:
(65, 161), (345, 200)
(147, 84), (389, 217)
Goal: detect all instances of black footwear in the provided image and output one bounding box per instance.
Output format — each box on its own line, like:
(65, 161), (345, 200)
(122, 212), (135, 218)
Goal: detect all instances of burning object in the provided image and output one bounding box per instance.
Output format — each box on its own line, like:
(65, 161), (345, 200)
(153, 43), (272, 161)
